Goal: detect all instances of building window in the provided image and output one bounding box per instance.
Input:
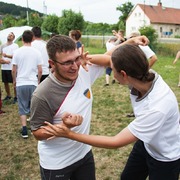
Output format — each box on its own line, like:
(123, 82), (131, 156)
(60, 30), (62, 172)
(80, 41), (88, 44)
(160, 27), (162, 33)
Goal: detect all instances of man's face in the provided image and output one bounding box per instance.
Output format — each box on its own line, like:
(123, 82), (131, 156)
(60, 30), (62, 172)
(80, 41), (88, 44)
(7, 32), (15, 42)
(50, 49), (81, 83)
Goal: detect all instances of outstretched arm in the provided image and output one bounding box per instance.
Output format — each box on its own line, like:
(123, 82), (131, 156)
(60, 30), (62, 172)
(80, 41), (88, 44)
(86, 35), (149, 67)
(42, 122), (138, 149)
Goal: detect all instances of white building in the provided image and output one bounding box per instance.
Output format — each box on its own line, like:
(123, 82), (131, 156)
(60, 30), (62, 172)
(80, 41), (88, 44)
(126, 2), (180, 38)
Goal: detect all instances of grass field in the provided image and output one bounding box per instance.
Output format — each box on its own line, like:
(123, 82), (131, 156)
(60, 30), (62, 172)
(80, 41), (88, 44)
(0, 54), (180, 180)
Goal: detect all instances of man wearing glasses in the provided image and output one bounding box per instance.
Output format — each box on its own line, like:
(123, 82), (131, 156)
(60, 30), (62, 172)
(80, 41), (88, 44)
(30, 34), (105, 180)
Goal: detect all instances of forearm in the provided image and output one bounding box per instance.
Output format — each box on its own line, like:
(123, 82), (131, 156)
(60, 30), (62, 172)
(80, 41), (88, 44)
(32, 128), (54, 141)
(66, 127), (137, 149)
(88, 54), (111, 67)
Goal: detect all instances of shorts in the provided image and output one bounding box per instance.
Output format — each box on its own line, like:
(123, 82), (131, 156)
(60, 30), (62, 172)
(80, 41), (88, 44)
(16, 85), (36, 115)
(40, 150), (96, 180)
(1, 70), (13, 83)
(106, 67), (112, 75)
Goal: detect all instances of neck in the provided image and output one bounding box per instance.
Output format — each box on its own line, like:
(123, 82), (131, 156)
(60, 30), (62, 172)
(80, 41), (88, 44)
(129, 78), (153, 98)
(23, 42), (31, 46)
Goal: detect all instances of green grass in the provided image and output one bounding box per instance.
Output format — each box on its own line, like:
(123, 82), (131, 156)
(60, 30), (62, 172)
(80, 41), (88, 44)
(0, 53), (180, 180)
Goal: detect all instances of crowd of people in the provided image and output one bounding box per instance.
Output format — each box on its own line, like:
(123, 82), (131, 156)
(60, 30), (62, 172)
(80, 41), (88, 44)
(0, 27), (180, 180)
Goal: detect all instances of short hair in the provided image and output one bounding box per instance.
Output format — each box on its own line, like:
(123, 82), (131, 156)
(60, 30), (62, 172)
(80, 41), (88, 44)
(128, 31), (141, 38)
(31, 26), (42, 38)
(69, 30), (81, 41)
(46, 35), (76, 61)
(22, 30), (33, 43)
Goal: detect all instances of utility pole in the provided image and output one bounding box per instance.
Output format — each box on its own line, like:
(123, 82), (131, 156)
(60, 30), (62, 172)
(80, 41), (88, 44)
(26, 0), (29, 25)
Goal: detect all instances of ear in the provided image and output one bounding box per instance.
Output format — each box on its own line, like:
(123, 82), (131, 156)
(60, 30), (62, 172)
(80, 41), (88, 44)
(49, 59), (54, 66)
(120, 70), (127, 77)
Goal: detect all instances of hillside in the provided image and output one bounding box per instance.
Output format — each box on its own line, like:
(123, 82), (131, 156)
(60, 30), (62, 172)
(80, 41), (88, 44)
(0, 1), (43, 18)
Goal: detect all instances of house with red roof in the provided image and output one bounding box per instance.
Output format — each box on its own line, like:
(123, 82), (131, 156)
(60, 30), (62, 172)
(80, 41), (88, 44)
(126, 2), (180, 38)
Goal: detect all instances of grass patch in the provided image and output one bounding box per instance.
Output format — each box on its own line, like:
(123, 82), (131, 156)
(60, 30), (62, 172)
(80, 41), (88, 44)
(0, 53), (180, 180)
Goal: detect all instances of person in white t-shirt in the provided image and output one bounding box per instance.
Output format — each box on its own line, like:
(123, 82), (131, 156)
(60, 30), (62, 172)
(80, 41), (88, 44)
(0, 32), (19, 103)
(12, 30), (42, 138)
(128, 31), (158, 68)
(31, 26), (49, 82)
(30, 35), (149, 180)
(104, 36), (117, 86)
(44, 44), (180, 180)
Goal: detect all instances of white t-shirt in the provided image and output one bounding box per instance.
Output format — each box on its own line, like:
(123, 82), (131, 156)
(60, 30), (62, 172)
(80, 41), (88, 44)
(128, 72), (180, 162)
(106, 41), (116, 51)
(38, 65), (104, 169)
(12, 46), (43, 86)
(139, 45), (155, 59)
(31, 40), (49, 75)
(0, 43), (19, 70)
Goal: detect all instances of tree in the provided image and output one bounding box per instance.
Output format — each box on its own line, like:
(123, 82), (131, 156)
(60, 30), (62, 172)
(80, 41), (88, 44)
(2, 14), (17, 28)
(29, 12), (43, 27)
(41, 14), (59, 34)
(116, 2), (134, 29)
(58, 9), (84, 35)
(139, 26), (158, 50)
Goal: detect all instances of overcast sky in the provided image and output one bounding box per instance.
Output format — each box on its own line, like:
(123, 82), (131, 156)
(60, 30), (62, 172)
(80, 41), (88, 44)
(0, 0), (179, 24)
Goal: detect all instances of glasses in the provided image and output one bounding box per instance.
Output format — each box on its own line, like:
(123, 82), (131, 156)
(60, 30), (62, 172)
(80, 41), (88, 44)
(54, 57), (81, 67)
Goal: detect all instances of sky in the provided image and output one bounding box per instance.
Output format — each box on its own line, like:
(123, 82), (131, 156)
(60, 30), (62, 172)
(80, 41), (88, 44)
(0, 0), (180, 24)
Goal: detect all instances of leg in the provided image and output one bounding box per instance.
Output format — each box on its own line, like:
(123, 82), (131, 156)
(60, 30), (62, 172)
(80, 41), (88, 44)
(121, 140), (148, 180)
(148, 156), (180, 180)
(4, 82), (11, 97)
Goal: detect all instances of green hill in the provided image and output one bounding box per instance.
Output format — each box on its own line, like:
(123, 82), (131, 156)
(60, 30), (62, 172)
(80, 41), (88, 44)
(0, 1), (43, 18)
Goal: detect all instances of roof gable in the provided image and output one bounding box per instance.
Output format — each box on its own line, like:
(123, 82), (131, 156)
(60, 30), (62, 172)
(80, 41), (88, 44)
(138, 4), (180, 25)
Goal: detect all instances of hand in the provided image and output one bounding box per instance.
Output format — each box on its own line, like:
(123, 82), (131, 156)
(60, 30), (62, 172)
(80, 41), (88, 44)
(41, 121), (70, 140)
(62, 112), (83, 128)
(130, 35), (149, 46)
(80, 45), (92, 71)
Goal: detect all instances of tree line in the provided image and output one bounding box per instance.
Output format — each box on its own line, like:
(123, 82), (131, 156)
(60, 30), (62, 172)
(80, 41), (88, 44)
(0, 1), (134, 36)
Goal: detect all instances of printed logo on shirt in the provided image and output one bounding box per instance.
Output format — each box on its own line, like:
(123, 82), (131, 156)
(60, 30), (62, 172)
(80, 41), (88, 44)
(83, 88), (91, 99)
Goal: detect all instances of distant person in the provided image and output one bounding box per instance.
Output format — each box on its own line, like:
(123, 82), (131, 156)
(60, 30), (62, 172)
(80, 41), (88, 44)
(104, 36), (117, 86)
(173, 50), (180, 87)
(112, 29), (126, 45)
(31, 26), (49, 82)
(128, 31), (158, 68)
(0, 32), (19, 103)
(69, 30), (82, 54)
(12, 30), (42, 138)
(43, 44), (180, 180)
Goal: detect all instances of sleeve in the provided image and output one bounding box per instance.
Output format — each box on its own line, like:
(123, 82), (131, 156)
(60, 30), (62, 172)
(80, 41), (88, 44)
(139, 45), (155, 59)
(128, 110), (166, 143)
(30, 95), (54, 131)
(87, 64), (105, 85)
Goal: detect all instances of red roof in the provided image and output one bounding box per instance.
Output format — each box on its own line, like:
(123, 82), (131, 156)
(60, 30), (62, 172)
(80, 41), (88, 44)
(138, 3), (180, 25)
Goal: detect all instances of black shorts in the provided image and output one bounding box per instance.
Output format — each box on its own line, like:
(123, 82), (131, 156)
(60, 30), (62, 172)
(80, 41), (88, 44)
(105, 67), (112, 75)
(1, 70), (13, 83)
(40, 150), (96, 180)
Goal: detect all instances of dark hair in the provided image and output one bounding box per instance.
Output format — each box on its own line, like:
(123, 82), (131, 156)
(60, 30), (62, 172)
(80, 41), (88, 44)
(31, 26), (42, 38)
(22, 30), (33, 43)
(46, 35), (76, 61)
(112, 44), (155, 82)
(69, 30), (81, 41)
